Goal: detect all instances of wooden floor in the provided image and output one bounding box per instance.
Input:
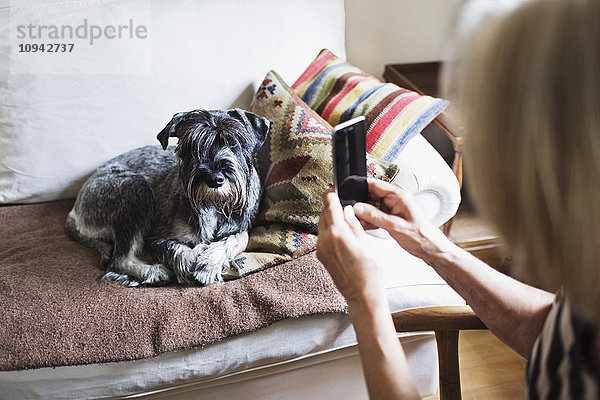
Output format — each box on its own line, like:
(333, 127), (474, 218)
(423, 330), (527, 400)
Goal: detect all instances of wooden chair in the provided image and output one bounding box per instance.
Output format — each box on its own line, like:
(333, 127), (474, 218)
(392, 306), (486, 400)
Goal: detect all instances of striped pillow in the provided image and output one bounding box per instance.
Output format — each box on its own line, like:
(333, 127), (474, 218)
(292, 49), (449, 163)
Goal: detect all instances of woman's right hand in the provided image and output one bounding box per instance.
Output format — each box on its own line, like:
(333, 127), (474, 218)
(353, 178), (454, 265)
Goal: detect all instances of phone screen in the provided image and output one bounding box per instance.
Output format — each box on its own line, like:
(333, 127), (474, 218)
(333, 116), (368, 207)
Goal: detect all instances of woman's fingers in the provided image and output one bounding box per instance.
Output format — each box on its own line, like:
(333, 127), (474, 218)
(321, 183), (417, 241)
(366, 178), (404, 199)
(321, 191), (345, 227)
(367, 178), (420, 222)
(353, 202), (406, 233)
(344, 205), (365, 236)
(323, 192), (367, 238)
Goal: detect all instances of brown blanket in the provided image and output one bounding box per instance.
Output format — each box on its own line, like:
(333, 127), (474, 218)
(0, 200), (346, 371)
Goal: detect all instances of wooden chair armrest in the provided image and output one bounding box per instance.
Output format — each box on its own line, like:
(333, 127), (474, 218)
(392, 305), (486, 332)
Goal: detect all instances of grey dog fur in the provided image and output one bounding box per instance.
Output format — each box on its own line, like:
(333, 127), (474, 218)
(66, 108), (270, 286)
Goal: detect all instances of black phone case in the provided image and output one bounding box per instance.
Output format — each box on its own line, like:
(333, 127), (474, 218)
(333, 117), (368, 207)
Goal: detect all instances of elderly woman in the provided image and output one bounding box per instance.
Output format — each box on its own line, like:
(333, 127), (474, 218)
(316, 0), (600, 398)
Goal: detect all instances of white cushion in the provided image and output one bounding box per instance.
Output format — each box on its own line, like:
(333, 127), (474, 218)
(0, 0), (346, 203)
(393, 134), (461, 227)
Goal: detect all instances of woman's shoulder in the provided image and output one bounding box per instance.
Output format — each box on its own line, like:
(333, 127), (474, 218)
(527, 293), (600, 398)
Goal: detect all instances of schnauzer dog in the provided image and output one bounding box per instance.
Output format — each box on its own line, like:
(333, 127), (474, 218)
(66, 109), (269, 286)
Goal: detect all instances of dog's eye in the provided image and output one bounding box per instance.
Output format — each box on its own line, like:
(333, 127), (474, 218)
(214, 160), (231, 172)
(196, 165), (210, 174)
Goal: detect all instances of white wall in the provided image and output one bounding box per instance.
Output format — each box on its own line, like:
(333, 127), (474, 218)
(344, 0), (466, 77)
(344, 0), (531, 77)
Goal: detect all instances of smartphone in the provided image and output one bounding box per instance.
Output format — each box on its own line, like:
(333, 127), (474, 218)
(332, 116), (368, 207)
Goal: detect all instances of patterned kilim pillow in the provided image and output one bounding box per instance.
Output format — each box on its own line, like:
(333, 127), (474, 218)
(225, 70), (399, 279)
(292, 49), (449, 164)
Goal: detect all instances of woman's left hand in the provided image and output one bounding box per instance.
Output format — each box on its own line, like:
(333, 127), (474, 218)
(316, 191), (383, 307)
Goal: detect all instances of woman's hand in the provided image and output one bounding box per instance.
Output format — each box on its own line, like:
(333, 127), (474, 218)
(316, 191), (383, 307)
(352, 178), (453, 265)
(316, 189), (421, 400)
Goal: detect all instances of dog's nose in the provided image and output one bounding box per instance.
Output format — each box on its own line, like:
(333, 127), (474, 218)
(207, 173), (225, 188)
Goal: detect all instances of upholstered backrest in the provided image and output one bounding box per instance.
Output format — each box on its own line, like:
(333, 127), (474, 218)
(0, 0), (345, 203)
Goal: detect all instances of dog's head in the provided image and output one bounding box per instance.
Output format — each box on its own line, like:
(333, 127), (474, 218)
(157, 108), (270, 214)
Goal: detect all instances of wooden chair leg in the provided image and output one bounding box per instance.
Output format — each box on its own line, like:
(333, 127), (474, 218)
(391, 306), (486, 399)
(435, 330), (461, 400)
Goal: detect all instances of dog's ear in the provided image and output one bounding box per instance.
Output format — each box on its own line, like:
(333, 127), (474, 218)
(157, 111), (200, 150)
(227, 108), (271, 151)
(157, 112), (187, 150)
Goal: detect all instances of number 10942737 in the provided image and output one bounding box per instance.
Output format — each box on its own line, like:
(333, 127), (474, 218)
(18, 43), (74, 52)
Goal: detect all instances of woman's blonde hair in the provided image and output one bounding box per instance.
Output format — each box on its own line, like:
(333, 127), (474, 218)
(446, 0), (600, 321)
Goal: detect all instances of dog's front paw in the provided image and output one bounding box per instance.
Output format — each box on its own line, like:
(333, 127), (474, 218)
(190, 232), (248, 286)
(171, 244), (208, 284)
(192, 241), (232, 286)
(102, 271), (142, 287)
(103, 264), (174, 287)
(140, 264), (175, 286)
(192, 265), (224, 286)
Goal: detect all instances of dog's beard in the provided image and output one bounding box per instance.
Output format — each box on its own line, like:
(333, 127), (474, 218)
(186, 170), (247, 217)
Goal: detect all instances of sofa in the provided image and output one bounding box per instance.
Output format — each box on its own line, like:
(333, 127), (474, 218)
(0, 1), (464, 399)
